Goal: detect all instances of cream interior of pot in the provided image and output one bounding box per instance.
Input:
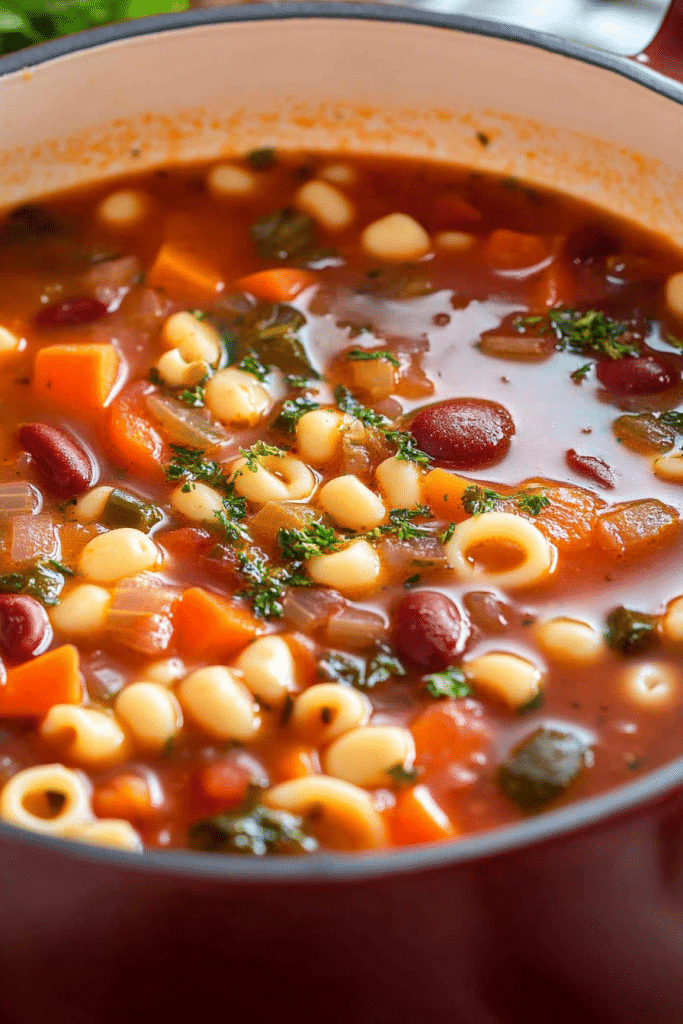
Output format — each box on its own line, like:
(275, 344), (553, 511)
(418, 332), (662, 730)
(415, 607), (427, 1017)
(0, 17), (682, 246)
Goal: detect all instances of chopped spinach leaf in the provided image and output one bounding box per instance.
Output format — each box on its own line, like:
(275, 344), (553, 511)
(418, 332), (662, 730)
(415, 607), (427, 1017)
(249, 208), (314, 261)
(246, 147), (276, 171)
(318, 652), (364, 689)
(188, 793), (317, 856)
(346, 348), (400, 368)
(498, 728), (587, 810)
(0, 562), (66, 606)
(605, 606), (658, 656)
(387, 764), (419, 785)
(237, 303), (319, 378)
(424, 666), (471, 699)
(272, 396), (320, 433)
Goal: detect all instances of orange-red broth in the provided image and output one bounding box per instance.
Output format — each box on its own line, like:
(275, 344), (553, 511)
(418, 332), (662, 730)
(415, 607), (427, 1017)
(0, 152), (683, 854)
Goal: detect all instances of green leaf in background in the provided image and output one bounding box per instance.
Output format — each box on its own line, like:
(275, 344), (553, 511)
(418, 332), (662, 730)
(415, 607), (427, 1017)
(0, 0), (188, 57)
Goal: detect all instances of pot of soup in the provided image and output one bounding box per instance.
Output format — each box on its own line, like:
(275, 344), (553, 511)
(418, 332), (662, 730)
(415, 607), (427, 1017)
(1, 4), (683, 1022)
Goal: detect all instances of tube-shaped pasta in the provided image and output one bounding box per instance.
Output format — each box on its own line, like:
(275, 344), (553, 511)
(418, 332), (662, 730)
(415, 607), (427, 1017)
(234, 635), (298, 707)
(231, 455), (315, 506)
(177, 666), (261, 740)
(622, 662), (680, 710)
(463, 651), (543, 709)
(66, 818), (143, 852)
(535, 617), (606, 666)
(0, 764), (92, 835)
(292, 683), (371, 744)
(445, 511), (555, 589)
(40, 706), (130, 768)
(308, 539), (381, 593)
(324, 725), (416, 788)
(264, 775), (387, 850)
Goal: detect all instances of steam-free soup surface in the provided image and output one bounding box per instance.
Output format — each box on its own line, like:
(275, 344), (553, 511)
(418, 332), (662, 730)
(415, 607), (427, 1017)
(0, 149), (683, 854)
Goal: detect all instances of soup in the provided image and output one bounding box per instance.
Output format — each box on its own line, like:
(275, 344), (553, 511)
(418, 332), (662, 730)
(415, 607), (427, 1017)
(1, 150), (683, 855)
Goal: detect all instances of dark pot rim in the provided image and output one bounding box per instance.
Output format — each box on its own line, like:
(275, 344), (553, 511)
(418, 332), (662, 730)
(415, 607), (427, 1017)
(1, 3), (683, 882)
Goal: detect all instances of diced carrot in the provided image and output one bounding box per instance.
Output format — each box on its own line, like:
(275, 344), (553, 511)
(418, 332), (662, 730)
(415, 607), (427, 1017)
(174, 586), (264, 660)
(148, 214), (225, 301)
(390, 785), (457, 845)
(596, 498), (680, 557)
(197, 760), (251, 806)
(527, 260), (576, 312)
(274, 744), (319, 783)
(411, 702), (490, 776)
(32, 343), (119, 411)
(235, 268), (318, 303)
(92, 772), (160, 822)
(422, 468), (472, 521)
(482, 229), (549, 271)
(107, 381), (167, 482)
(0, 644), (82, 717)
(424, 194), (481, 231)
(498, 479), (606, 555)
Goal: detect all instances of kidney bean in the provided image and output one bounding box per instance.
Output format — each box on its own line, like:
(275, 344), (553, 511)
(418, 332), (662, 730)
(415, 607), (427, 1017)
(410, 398), (514, 470)
(565, 225), (620, 265)
(0, 594), (51, 662)
(19, 423), (95, 498)
(566, 449), (615, 489)
(393, 591), (471, 671)
(596, 356), (678, 395)
(34, 297), (108, 328)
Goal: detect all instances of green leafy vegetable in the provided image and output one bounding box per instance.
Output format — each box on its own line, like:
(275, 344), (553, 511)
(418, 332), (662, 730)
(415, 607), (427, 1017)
(235, 303), (319, 379)
(237, 353), (268, 382)
(659, 410), (683, 433)
(249, 208), (315, 261)
(461, 485), (550, 517)
(605, 606), (658, 656)
(0, 561), (67, 606)
(387, 764), (419, 785)
(440, 523), (456, 544)
(318, 652), (364, 689)
(383, 430), (431, 467)
(178, 382), (206, 408)
(364, 648), (406, 689)
(236, 552), (290, 620)
(346, 348), (400, 368)
(570, 363), (592, 383)
(246, 147), (276, 171)
(424, 666), (471, 699)
(334, 385), (389, 430)
(364, 506), (433, 544)
(102, 488), (163, 533)
(188, 791), (317, 855)
(516, 493), (551, 516)
(498, 728), (587, 810)
(165, 445), (227, 492)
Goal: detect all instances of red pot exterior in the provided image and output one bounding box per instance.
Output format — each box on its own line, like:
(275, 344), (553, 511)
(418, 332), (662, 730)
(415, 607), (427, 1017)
(2, 783), (682, 1024)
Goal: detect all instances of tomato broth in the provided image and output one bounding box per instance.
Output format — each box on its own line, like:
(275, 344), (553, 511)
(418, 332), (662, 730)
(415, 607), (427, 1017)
(1, 150), (683, 855)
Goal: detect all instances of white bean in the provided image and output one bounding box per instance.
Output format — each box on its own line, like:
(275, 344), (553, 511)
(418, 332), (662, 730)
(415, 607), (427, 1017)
(205, 367), (271, 427)
(79, 528), (160, 583)
(295, 179), (355, 232)
(97, 189), (150, 229)
(666, 271), (683, 321)
(375, 456), (423, 510)
(324, 725), (415, 788)
(207, 164), (256, 197)
(463, 651), (543, 709)
(75, 486), (113, 524)
(361, 213), (430, 262)
(318, 475), (386, 531)
(50, 584), (111, 636)
(308, 539), (381, 593)
(162, 311), (222, 365)
(292, 683), (371, 743)
(171, 481), (224, 524)
(178, 666), (260, 741)
(296, 409), (349, 466)
(115, 682), (183, 752)
(234, 635), (298, 707)
(535, 617), (606, 666)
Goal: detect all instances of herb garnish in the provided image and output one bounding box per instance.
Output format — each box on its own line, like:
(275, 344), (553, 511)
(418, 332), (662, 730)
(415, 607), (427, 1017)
(461, 484), (550, 517)
(249, 208), (314, 261)
(277, 523), (340, 561)
(659, 410), (683, 432)
(387, 764), (419, 785)
(237, 353), (269, 382)
(346, 348), (400, 368)
(605, 606), (658, 656)
(514, 308), (639, 361)
(239, 441), (287, 474)
(333, 386), (431, 466)
(165, 445), (228, 491)
(424, 666), (472, 699)
(272, 396), (320, 433)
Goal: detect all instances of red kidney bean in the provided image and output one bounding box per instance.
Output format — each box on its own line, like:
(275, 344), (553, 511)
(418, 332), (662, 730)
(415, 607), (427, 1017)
(0, 594), (51, 662)
(596, 356), (678, 395)
(566, 449), (615, 489)
(19, 423), (95, 498)
(393, 591), (471, 671)
(410, 398), (515, 470)
(34, 297), (108, 328)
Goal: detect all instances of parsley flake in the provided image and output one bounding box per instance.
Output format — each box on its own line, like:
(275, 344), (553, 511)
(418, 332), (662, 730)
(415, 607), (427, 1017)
(346, 348), (400, 368)
(424, 666), (472, 699)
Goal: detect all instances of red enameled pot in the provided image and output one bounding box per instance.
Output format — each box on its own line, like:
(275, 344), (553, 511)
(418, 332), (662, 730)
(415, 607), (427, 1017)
(2, 5), (683, 1022)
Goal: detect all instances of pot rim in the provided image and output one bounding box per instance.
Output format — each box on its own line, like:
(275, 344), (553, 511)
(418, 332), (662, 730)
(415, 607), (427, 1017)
(1, 3), (683, 882)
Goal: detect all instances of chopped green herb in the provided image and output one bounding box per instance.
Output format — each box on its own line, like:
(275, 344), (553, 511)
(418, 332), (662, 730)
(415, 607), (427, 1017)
(165, 445), (229, 493)
(424, 666), (471, 700)
(318, 652), (364, 689)
(278, 523), (340, 561)
(518, 691), (545, 715)
(517, 493), (550, 516)
(605, 606), (658, 656)
(285, 375), (312, 389)
(190, 309), (207, 322)
(246, 147), (276, 171)
(383, 430), (432, 467)
(236, 552), (288, 620)
(440, 523), (456, 544)
(659, 410), (683, 433)
(570, 363), (592, 383)
(514, 308), (639, 362)
(239, 441), (287, 474)
(404, 573), (421, 589)
(346, 348), (400, 368)
(178, 382), (206, 408)
(272, 396), (320, 433)
(214, 504), (250, 544)
(148, 366), (161, 385)
(334, 385), (389, 430)
(387, 764), (419, 785)
(237, 353), (269, 382)
(364, 648), (406, 689)
(47, 559), (74, 577)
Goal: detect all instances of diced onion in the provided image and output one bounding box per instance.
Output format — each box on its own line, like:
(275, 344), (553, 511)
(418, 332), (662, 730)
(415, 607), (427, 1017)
(10, 513), (59, 564)
(281, 587), (346, 630)
(145, 392), (231, 448)
(105, 574), (176, 656)
(0, 482), (41, 518)
(324, 606), (387, 650)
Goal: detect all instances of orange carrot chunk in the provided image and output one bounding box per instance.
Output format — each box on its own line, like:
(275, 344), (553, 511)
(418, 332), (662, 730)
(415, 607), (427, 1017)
(32, 343), (119, 410)
(174, 587), (264, 660)
(482, 229), (549, 271)
(107, 381), (167, 482)
(235, 268), (317, 303)
(0, 644), (82, 717)
(92, 773), (160, 822)
(147, 215), (225, 301)
(390, 785), (457, 845)
(422, 468), (472, 521)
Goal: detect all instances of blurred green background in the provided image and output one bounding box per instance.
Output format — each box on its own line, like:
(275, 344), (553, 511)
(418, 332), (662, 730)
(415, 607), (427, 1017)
(0, 0), (189, 56)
